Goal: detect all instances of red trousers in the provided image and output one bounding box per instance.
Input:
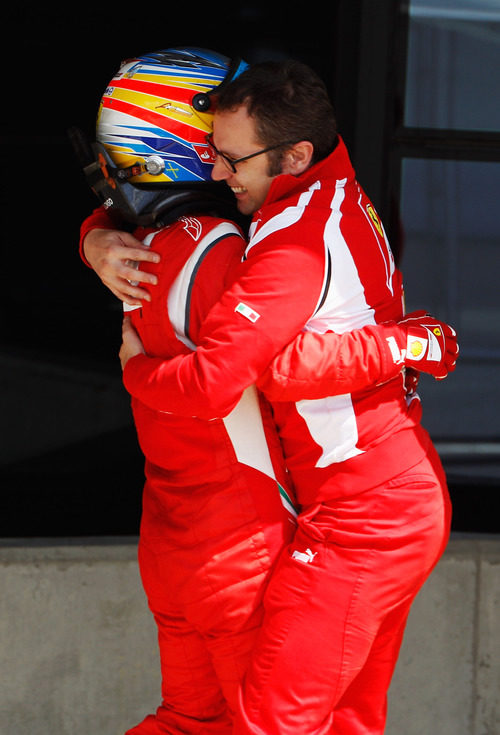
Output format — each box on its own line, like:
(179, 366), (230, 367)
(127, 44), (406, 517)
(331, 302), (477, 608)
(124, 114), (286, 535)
(125, 462), (295, 735)
(233, 445), (451, 735)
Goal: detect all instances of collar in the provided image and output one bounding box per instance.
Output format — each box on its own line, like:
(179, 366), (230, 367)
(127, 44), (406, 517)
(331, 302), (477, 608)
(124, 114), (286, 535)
(260, 135), (355, 208)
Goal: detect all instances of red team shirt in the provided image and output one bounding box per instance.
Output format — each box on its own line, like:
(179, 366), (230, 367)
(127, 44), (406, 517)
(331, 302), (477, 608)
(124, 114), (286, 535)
(122, 137), (429, 506)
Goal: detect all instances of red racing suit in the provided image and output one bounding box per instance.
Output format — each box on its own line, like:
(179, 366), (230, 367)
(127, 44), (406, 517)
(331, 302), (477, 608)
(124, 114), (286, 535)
(82, 213), (299, 734)
(117, 138), (451, 735)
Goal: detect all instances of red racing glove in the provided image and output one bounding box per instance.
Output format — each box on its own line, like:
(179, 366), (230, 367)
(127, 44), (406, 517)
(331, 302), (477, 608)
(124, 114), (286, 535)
(390, 310), (459, 380)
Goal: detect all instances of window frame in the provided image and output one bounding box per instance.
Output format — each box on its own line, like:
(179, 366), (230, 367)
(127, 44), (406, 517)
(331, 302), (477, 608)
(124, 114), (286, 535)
(352, 0), (500, 502)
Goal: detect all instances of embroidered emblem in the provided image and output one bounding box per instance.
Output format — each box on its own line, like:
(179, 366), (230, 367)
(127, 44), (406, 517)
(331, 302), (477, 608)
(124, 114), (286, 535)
(180, 216), (202, 241)
(291, 548), (317, 564)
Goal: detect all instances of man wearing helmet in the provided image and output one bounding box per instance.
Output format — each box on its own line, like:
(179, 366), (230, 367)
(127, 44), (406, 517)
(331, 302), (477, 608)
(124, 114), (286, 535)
(79, 52), (458, 735)
(76, 48), (300, 735)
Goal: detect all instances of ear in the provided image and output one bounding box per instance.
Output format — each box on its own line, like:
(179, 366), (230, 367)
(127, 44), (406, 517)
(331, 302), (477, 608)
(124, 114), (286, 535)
(281, 141), (314, 175)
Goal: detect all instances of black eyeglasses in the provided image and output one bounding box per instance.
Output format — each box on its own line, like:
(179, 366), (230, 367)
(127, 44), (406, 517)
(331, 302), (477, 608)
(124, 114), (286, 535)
(205, 133), (296, 174)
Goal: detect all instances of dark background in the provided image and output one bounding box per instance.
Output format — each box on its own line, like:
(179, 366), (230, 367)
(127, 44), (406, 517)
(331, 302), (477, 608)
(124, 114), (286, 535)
(2, 2), (366, 370)
(1, 3), (496, 537)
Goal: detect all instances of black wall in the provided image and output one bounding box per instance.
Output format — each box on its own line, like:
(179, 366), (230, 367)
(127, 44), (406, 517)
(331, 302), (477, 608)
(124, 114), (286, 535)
(5, 4), (493, 537)
(2, 3), (362, 537)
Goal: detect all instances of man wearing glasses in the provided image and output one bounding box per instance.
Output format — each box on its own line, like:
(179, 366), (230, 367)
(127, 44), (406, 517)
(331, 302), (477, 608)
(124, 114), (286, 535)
(82, 57), (457, 735)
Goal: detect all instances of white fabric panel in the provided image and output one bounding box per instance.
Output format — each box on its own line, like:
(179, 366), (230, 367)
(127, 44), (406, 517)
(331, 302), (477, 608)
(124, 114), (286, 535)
(168, 221), (243, 350)
(307, 183), (376, 335)
(246, 181), (321, 251)
(297, 394), (365, 467)
(223, 385), (277, 480)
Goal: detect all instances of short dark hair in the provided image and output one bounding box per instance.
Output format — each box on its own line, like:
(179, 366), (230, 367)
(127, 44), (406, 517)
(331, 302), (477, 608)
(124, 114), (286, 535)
(216, 59), (338, 172)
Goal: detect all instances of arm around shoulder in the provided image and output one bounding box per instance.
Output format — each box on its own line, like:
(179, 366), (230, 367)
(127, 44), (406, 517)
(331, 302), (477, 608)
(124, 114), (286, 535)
(79, 207), (161, 305)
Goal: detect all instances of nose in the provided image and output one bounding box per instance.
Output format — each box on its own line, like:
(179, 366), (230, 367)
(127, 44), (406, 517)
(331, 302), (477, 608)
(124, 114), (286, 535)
(211, 156), (230, 182)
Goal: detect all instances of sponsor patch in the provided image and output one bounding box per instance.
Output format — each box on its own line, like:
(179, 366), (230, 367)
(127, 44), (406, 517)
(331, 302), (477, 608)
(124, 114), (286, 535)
(194, 143), (216, 164)
(426, 329), (442, 361)
(407, 336), (426, 359)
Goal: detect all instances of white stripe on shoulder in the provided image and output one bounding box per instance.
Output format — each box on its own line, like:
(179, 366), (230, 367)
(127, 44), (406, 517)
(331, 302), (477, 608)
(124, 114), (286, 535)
(168, 221), (244, 349)
(307, 182), (376, 334)
(246, 180), (321, 253)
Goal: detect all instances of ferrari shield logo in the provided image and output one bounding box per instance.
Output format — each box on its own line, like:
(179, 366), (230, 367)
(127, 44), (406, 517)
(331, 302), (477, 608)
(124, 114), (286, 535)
(366, 204), (384, 237)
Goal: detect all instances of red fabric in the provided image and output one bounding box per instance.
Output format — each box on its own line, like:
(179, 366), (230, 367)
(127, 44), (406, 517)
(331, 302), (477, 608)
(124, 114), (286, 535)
(256, 323), (404, 401)
(123, 233), (324, 418)
(80, 137), (450, 733)
(121, 138), (422, 503)
(115, 215), (297, 732)
(233, 445), (451, 735)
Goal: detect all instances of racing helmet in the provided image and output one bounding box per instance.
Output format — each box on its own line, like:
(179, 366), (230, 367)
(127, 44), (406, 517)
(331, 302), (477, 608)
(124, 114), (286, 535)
(71, 48), (247, 225)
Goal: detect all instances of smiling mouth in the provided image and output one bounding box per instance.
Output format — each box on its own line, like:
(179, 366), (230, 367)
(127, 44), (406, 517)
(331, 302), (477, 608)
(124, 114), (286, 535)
(231, 186), (247, 194)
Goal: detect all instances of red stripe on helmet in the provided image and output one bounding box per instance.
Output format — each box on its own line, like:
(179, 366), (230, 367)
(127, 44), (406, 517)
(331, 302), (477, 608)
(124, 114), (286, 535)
(111, 77), (213, 106)
(101, 97), (204, 141)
